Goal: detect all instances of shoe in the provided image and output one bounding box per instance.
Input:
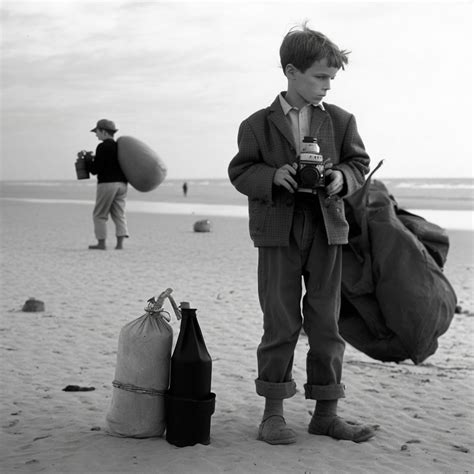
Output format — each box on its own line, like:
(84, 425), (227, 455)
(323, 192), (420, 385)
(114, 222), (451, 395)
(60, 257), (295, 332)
(308, 415), (376, 443)
(88, 240), (106, 250)
(257, 415), (296, 445)
(115, 235), (126, 250)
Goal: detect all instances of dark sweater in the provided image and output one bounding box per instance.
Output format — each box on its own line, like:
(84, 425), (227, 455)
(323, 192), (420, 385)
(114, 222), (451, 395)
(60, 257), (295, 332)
(90, 139), (127, 184)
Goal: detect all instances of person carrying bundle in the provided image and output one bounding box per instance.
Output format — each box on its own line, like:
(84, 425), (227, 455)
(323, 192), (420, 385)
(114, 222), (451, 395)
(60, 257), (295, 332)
(84, 118), (129, 250)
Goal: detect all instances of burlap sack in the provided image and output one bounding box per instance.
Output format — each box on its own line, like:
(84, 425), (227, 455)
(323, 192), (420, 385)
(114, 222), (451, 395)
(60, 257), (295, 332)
(105, 289), (179, 438)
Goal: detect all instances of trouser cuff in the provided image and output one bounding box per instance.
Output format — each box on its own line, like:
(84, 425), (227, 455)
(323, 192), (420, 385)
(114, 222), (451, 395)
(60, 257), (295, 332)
(304, 383), (346, 400)
(255, 379), (297, 399)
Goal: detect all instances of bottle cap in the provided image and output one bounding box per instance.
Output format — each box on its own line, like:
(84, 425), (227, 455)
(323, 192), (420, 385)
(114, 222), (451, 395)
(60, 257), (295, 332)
(180, 301), (190, 309)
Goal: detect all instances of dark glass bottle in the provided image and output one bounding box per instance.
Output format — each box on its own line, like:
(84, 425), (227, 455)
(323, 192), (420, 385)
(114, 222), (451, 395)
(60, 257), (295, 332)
(166, 303), (215, 447)
(169, 305), (212, 399)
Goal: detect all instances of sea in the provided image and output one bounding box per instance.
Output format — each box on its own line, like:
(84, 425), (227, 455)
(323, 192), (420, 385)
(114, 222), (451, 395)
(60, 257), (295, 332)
(1, 178), (473, 231)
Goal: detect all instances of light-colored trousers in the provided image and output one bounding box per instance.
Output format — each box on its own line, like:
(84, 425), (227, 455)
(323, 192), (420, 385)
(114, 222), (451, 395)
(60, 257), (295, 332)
(93, 182), (129, 240)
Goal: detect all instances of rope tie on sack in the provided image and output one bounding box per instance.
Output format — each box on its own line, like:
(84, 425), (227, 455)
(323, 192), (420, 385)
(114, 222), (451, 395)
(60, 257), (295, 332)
(144, 287), (182, 320)
(112, 380), (166, 396)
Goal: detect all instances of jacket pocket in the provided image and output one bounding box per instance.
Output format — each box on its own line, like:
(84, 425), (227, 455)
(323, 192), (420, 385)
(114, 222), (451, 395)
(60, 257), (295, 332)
(249, 200), (267, 237)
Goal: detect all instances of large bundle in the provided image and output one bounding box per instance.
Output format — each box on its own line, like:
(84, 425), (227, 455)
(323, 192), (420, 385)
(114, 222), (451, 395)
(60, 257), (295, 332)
(339, 167), (456, 364)
(117, 136), (167, 192)
(105, 289), (180, 438)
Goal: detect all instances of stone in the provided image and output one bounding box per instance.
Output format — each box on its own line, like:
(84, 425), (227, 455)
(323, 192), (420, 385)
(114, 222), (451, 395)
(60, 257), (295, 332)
(22, 298), (45, 312)
(193, 220), (212, 233)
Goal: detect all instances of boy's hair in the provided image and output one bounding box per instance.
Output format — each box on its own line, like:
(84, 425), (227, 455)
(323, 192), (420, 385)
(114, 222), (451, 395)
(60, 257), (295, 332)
(280, 23), (350, 74)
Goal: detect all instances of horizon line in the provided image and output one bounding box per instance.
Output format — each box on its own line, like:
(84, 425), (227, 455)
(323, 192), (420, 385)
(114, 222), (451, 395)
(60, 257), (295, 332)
(1, 176), (474, 183)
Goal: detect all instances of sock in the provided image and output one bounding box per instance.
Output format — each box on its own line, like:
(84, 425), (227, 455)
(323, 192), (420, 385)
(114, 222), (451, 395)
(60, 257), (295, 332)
(262, 398), (284, 421)
(315, 400), (338, 417)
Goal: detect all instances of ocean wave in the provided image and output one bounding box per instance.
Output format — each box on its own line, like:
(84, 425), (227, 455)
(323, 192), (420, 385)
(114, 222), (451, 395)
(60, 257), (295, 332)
(394, 182), (474, 190)
(2, 181), (66, 187)
(4, 178), (472, 191)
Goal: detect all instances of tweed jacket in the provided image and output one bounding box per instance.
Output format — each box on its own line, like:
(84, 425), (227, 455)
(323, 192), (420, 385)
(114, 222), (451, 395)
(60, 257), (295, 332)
(228, 94), (371, 247)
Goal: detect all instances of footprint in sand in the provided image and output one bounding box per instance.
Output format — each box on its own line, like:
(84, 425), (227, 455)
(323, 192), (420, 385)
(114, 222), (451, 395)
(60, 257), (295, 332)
(452, 444), (470, 453)
(3, 419), (19, 429)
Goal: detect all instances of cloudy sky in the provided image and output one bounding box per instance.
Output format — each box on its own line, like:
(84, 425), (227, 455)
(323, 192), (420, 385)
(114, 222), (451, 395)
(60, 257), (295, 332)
(1, 0), (472, 180)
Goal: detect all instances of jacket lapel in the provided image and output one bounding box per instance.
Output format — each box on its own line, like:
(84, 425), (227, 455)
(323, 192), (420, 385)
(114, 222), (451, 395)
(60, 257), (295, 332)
(268, 96), (329, 148)
(268, 96), (296, 149)
(309, 106), (329, 139)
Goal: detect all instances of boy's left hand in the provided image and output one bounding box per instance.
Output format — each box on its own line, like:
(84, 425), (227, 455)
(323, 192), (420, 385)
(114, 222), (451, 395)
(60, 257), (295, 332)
(325, 169), (344, 196)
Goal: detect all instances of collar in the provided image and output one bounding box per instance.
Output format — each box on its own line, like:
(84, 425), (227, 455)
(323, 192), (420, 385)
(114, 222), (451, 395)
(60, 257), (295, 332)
(279, 92), (325, 115)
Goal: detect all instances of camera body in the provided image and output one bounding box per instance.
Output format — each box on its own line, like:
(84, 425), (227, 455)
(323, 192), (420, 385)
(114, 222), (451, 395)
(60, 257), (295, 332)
(75, 151), (93, 180)
(296, 137), (325, 191)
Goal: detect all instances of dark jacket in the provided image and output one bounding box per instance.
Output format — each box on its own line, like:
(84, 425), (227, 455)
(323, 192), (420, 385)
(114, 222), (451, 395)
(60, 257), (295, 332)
(90, 139), (127, 184)
(228, 95), (370, 246)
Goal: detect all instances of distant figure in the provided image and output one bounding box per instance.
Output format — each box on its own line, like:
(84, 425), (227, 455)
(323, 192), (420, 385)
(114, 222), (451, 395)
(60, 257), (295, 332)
(87, 119), (129, 250)
(228, 24), (375, 445)
(182, 181), (188, 197)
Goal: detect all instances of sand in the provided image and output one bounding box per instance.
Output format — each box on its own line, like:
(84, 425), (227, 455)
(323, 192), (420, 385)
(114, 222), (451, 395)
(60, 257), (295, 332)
(0, 199), (473, 473)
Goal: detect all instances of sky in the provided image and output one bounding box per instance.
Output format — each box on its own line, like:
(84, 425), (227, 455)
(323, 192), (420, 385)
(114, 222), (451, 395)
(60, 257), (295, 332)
(1, 0), (473, 180)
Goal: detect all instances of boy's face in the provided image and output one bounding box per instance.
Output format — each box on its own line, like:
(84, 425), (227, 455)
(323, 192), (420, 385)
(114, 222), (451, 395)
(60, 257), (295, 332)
(285, 58), (340, 108)
(95, 129), (109, 141)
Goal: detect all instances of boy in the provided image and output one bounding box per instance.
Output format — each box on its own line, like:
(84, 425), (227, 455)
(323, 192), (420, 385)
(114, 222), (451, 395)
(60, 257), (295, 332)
(228, 25), (376, 444)
(87, 119), (129, 250)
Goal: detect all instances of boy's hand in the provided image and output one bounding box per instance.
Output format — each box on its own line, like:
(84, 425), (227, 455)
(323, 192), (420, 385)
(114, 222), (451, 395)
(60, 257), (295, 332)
(324, 160), (333, 171)
(325, 169), (344, 196)
(273, 164), (298, 193)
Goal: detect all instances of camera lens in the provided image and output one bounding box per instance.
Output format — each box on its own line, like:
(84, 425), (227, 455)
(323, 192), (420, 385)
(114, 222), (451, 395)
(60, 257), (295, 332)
(300, 167), (321, 187)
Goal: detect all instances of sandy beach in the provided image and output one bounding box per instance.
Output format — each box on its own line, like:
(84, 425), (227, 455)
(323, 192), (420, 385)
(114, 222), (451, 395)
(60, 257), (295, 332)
(0, 192), (473, 473)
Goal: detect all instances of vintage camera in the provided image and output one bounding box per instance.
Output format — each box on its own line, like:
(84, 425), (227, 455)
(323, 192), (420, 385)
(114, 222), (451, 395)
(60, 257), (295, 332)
(75, 151), (93, 180)
(296, 137), (325, 190)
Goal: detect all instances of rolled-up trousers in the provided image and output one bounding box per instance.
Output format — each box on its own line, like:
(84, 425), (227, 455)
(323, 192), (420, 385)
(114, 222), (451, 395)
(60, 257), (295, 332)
(255, 194), (346, 401)
(93, 182), (129, 240)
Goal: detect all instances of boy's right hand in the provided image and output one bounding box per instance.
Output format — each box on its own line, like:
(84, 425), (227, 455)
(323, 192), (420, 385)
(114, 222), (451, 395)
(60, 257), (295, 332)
(273, 164), (298, 193)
